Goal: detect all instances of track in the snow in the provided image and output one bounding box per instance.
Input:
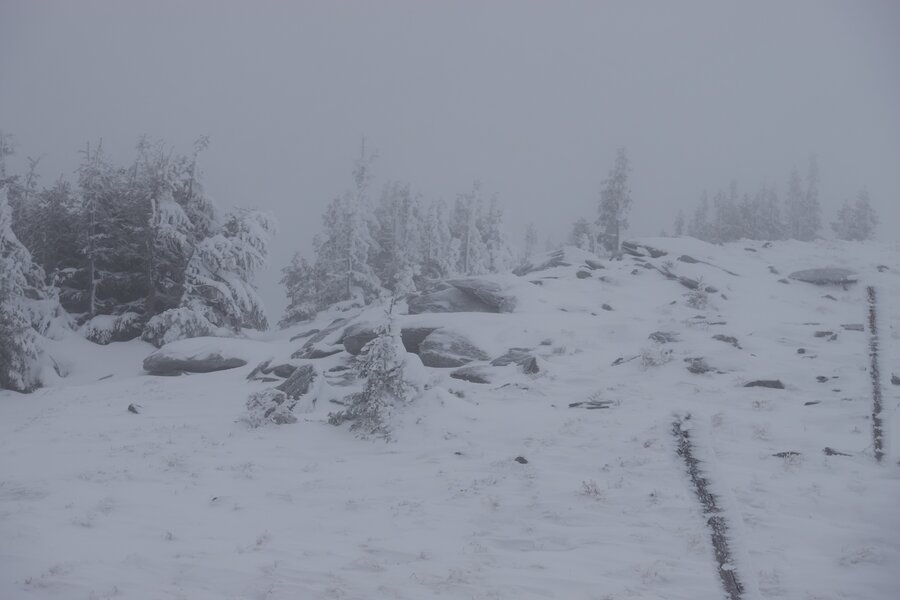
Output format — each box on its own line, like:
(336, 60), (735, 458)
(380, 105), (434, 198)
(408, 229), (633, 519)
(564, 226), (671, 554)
(673, 414), (744, 600)
(867, 286), (884, 462)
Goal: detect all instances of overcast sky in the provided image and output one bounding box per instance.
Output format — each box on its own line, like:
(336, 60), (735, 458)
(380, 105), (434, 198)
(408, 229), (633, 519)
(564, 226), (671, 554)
(2, 0), (899, 317)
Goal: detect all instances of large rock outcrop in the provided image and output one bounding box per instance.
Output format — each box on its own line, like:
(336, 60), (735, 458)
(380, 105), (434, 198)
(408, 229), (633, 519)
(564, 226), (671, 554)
(407, 279), (516, 314)
(143, 338), (250, 375)
(789, 268), (858, 286)
(417, 329), (490, 368)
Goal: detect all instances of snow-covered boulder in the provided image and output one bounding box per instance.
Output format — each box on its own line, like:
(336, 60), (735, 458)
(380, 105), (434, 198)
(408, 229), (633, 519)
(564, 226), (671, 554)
(417, 329), (490, 368)
(82, 312), (143, 345)
(341, 323), (378, 355)
(143, 337), (264, 375)
(789, 268), (858, 286)
(407, 278), (516, 314)
(513, 246), (606, 277)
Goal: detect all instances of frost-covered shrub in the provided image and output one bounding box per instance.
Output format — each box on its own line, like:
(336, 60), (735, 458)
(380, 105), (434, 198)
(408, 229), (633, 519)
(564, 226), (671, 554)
(82, 312), (143, 345)
(141, 307), (219, 348)
(640, 344), (673, 368)
(685, 278), (709, 310)
(242, 389), (297, 428)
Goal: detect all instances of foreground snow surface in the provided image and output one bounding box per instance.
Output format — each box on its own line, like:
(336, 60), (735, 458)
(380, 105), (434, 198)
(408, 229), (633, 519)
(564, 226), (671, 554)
(2, 238), (900, 599)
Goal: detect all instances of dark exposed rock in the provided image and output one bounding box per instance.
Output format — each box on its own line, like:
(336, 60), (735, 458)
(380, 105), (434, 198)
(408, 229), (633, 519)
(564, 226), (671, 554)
(491, 347), (533, 367)
(877, 265), (889, 273)
(144, 350), (247, 375)
(816, 375), (828, 383)
(685, 358), (712, 374)
(576, 270), (592, 279)
(276, 364), (318, 400)
(341, 323), (378, 356)
(804, 400), (820, 406)
(712, 334), (741, 349)
(569, 400), (613, 409)
(601, 303), (613, 311)
(841, 323), (864, 332)
(270, 364), (298, 379)
(407, 278), (516, 314)
(744, 247), (757, 252)
(127, 403), (140, 414)
(677, 254), (700, 264)
(823, 447), (851, 457)
(400, 327), (438, 354)
(823, 294), (838, 301)
(797, 348), (806, 354)
(778, 278), (790, 284)
(789, 268), (858, 286)
(772, 451), (800, 458)
(514, 456), (529, 464)
(649, 331), (680, 344)
(521, 356), (540, 374)
(293, 347), (343, 360)
(622, 241), (668, 258)
(417, 329), (490, 368)
(246, 359), (272, 380)
(744, 380), (784, 389)
(289, 328), (320, 342)
(768, 266), (780, 275)
(292, 318), (349, 359)
(814, 331), (834, 338)
(450, 366), (493, 384)
(891, 374), (900, 385)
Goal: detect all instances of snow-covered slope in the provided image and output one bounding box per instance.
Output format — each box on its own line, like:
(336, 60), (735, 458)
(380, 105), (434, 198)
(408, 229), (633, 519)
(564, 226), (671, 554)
(2, 238), (899, 600)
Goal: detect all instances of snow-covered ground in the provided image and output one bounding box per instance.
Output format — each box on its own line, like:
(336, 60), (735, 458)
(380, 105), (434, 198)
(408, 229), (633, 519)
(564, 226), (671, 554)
(2, 238), (899, 600)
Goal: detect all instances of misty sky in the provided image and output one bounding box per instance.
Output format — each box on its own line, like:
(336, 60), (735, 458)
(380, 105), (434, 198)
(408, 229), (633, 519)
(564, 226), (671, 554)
(2, 0), (899, 317)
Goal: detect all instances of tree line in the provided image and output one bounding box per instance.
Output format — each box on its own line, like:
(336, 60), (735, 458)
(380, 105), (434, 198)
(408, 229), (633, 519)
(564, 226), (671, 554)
(279, 145), (517, 327)
(0, 131), (273, 353)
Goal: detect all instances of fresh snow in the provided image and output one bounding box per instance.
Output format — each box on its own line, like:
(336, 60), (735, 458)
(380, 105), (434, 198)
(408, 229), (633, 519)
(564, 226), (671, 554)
(2, 237), (899, 599)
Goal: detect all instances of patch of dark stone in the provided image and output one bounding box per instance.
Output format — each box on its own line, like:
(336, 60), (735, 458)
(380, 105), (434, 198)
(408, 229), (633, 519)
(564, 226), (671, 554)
(649, 331), (680, 344)
(778, 279), (790, 284)
(612, 355), (638, 367)
(816, 376), (828, 383)
(891, 374), (900, 386)
(841, 323), (865, 332)
(867, 286), (884, 462)
(621, 241), (668, 258)
(276, 364), (318, 400)
(289, 328), (320, 342)
(744, 247), (757, 252)
(768, 266), (780, 275)
(576, 270), (592, 279)
(877, 265), (889, 273)
(292, 318), (349, 359)
(789, 268), (858, 287)
(814, 331), (833, 338)
(822, 295), (838, 301)
(823, 447), (851, 457)
(127, 403), (141, 414)
(673, 415), (745, 600)
(744, 380), (784, 389)
(514, 456), (529, 464)
(143, 352), (246, 375)
(449, 366), (493, 384)
(797, 348), (806, 354)
(569, 400), (613, 409)
(804, 401), (821, 406)
(772, 451), (800, 458)
(601, 304), (613, 311)
(685, 358), (713, 374)
(712, 334), (741, 349)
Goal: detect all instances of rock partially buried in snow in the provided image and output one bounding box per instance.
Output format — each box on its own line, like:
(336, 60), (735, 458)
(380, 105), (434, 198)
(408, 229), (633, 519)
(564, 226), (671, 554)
(143, 338), (253, 375)
(341, 323), (378, 356)
(417, 329), (490, 368)
(450, 365), (493, 384)
(276, 364), (318, 399)
(490, 347), (533, 367)
(788, 268), (858, 286)
(745, 379), (785, 389)
(407, 278), (516, 314)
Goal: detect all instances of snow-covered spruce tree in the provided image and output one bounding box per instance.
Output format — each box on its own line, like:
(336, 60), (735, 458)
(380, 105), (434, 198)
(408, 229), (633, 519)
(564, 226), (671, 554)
(832, 189), (878, 241)
(799, 155), (822, 241)
(480, 195), (515, 273)
(0, 187), (43, 392)
(420, 199), (456, 282)
(143, 209), (274, 346)
(372, 181), (424, 295)
(597, 147), (632, 253)
(522, 222), (539, 263)
(279, 252), (322, 327)
(328, 303), (411, 439)
(451, 183), (490, 275)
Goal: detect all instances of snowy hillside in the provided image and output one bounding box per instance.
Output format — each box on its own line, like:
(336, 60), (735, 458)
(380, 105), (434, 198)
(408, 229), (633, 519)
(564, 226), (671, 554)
(2, 237), (899, 600)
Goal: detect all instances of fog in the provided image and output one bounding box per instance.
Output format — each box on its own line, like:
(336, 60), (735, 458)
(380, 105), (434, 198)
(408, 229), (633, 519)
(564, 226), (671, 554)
(2, 0), (899, 316)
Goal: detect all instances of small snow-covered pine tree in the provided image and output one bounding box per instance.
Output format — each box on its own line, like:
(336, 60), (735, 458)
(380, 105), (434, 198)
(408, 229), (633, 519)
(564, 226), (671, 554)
(279, 252), (321, 327)
(329, 302), (411, 438)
